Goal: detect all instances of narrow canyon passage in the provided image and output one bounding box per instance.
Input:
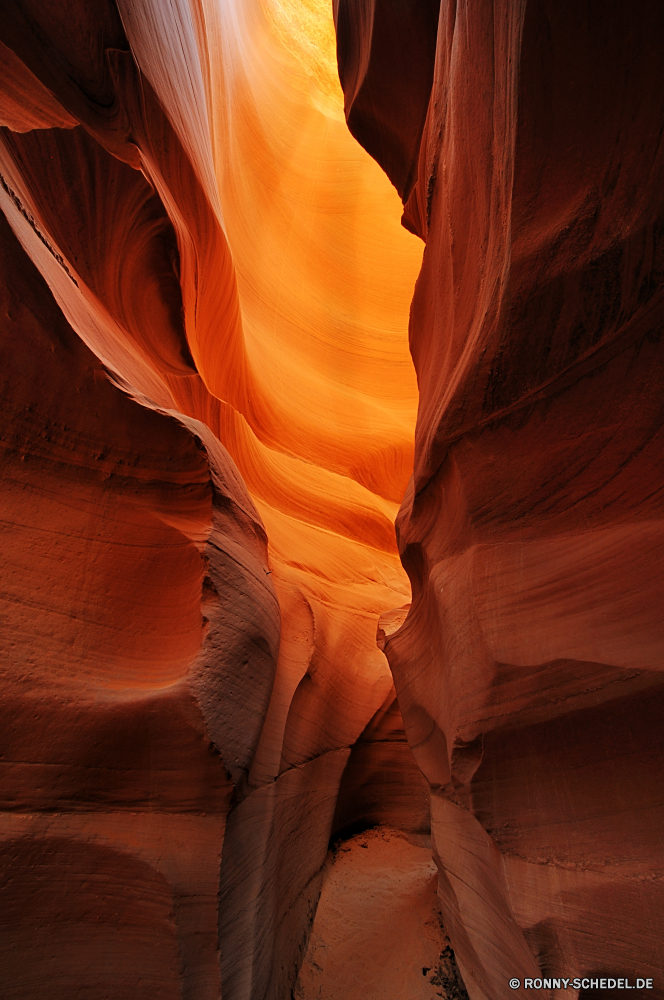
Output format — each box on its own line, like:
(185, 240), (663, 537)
(1, 1), (664, 1000)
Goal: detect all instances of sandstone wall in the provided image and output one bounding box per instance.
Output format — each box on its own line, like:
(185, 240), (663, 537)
(335, 1), (664, 997)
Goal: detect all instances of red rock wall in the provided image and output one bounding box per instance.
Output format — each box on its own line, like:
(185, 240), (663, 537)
(337, 1), (664, 998)
(0, 206), (266, 999)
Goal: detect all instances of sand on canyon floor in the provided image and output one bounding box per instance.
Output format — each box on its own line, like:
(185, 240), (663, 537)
(293, 826), (469, 1000)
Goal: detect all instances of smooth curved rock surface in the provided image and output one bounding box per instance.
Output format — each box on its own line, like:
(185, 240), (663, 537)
(0, 203), (276, 998)
(333, 0), (440, 203)
(335, 2), (664, 998)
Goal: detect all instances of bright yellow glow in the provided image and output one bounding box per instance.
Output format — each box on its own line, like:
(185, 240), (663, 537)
(260, 0), (344, 118)
(110, 0), (422, 678)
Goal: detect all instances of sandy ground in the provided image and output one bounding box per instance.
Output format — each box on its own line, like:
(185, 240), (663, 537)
(293, 826), (469, 1000)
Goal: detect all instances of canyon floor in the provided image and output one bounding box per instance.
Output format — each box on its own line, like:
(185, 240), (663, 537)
(294, 827), (469, 1000)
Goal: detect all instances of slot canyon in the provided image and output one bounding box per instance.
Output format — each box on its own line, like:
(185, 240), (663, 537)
(0, 1), (663, 998)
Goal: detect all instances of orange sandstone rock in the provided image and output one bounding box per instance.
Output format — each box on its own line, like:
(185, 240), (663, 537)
(0, 206), (275, 998)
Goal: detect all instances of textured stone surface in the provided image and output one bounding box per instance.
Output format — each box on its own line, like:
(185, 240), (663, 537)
(0, 205), (272, 999)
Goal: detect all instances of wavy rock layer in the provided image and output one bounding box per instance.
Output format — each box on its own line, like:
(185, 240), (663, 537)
(0, 207), (265, 1000)
(336, 1), (664, 998)
(0, 2), (429, 999)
